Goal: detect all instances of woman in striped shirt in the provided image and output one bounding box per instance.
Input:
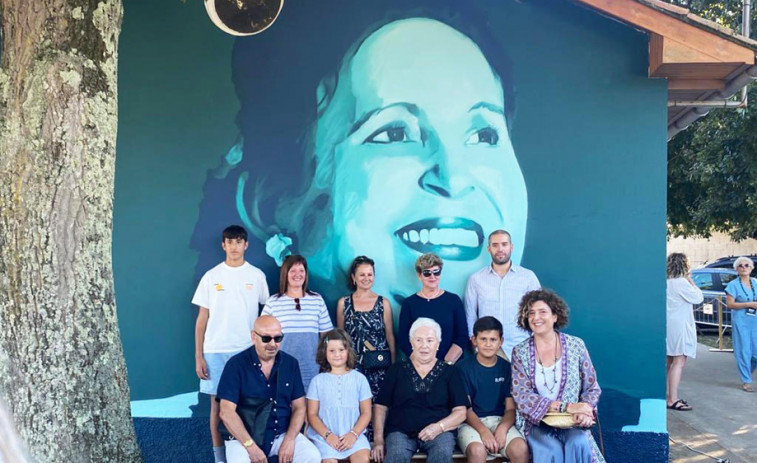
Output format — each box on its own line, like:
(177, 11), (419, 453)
(262, 255), (334, 389)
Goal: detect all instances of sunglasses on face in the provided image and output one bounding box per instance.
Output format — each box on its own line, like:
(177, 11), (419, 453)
(256, 332), (284, 343)
(738, 264), (753, 268)
(421, 268), (442, 278)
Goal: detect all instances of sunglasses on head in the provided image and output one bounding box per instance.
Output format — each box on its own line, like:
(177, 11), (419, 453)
(421, 268), (442, 277)
(256, 332), (284, 343)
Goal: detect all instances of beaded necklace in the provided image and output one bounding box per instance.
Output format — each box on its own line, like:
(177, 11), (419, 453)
(534, 332), (559, 394)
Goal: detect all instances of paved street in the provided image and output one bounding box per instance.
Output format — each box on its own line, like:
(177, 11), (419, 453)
(668, 343), (757, 463)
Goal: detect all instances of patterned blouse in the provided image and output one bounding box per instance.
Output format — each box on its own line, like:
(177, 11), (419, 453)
(511, 332), (605, 463)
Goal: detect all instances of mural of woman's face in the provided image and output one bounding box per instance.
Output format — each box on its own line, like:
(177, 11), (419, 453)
(309, 18), (527, 307)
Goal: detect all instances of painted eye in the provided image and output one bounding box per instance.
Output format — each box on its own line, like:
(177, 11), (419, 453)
(466, 127), (499, 146)
(366, 126), (408, 144)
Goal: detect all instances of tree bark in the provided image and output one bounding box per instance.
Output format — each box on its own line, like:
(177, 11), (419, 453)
(0, 1), (141, 461)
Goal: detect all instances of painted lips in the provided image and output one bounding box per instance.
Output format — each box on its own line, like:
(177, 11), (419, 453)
(394, 217), (484, 260)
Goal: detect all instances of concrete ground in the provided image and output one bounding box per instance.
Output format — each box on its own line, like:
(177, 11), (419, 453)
(668, 343), (757, 463)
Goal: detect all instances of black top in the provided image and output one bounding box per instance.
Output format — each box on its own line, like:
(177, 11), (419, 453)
(398, 291), (469, 360)
(456, 355), (511, 417)
(375, 359), (469, 437)
(216, 347), (304, 453)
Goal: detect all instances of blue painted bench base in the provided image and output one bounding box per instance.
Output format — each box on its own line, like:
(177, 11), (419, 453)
(134, 417), (669, 463)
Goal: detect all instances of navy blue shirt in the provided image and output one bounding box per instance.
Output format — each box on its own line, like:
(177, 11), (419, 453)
(456, 355), (511, 417)
(398, 292), (469, 360)
(216, 347), (304, 452)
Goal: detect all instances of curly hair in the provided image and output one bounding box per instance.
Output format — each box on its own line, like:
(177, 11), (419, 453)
(316, 328), (358, 372)
(347, 255), (375, 291)
(666, 253), (689, 278)
(516, 289), (569, 332)
(414, 253), (443, 274)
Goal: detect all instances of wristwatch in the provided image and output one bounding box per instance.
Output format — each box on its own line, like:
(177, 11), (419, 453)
(242, 439), (254, 448)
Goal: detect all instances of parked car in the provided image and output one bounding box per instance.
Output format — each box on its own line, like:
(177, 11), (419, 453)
(705, 255), (757, 277)
(690, 268), (736, 328)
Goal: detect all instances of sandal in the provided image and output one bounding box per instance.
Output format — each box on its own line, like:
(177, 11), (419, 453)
(667, 399), (692, 411)
(742, 383), (755, 393)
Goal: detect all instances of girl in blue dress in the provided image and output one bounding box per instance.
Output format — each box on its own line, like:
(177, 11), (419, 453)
(307, 329), (372, 462)
(725, 256), (757, 392)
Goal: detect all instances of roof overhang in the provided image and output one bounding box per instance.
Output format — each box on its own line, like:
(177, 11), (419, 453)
(573, 0), (757, 139)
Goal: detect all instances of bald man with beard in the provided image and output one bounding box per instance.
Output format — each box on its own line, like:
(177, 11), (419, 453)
(217, 315), (320, 463)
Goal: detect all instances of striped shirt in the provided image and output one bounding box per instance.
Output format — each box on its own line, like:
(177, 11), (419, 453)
(262, 293), (333, 389)
(464, 264), (540, 358)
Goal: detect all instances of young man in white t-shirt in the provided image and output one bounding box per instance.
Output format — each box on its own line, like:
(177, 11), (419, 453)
(193, 225), (270, 463)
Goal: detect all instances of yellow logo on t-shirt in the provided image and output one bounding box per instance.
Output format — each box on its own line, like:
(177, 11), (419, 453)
(246, 284), (254, 290)
(215, 284), (224, 291)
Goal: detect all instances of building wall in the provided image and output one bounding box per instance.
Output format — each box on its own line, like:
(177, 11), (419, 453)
(668, 232), (757, 267)
(116, 0), (669, 460)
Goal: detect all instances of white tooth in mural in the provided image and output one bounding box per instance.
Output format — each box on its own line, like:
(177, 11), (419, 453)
(409, 230), (420, 243)
(420, 229), (429, 244)
(403, 232), (409, 241)
(429, 228), (439, 244)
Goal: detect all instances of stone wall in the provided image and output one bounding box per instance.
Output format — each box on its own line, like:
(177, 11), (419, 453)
(667, 232), (757, 267)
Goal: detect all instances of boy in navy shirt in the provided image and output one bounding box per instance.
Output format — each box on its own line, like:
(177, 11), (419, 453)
(456, 317), (529, 463)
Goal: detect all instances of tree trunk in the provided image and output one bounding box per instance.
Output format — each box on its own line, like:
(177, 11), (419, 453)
(0, 1), (141, 461)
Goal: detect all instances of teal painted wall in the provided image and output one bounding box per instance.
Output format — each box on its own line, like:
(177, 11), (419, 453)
(116, 0), (667, 432)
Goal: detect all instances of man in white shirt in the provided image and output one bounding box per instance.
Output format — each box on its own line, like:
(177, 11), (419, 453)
(193, 225), (270, 463)
(465, 230), (540, 360)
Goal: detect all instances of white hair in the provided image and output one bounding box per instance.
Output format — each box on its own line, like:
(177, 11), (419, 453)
(733, 256), (755, 270)
(409, 317), (442, 342)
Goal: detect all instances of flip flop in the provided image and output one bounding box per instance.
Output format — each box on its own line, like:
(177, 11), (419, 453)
(742, 383), (755, 393)
(667, 399), (692, 411)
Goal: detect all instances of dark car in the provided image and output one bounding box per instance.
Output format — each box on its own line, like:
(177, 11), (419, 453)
(704, 255), (757, 277)
(690, 268), (736, 328)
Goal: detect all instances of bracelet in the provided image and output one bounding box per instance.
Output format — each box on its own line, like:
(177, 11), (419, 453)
(350, 430), (359, 438)
(324, 431), (332, 439)
(560, 402), (569, 413)
(438, 421), (446, 432)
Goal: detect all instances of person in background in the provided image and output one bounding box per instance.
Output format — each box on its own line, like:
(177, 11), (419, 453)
(725, 256), (757, 392)
(510, 290), (604, 463)
(193, 225), (270, 463)
(665, 253), (703, 410)
(398, 253), (468, 364)
(262, 255), (333, 391)
(456, 316), (529, 463)
(465, 229), (540, 360)
(306, 328), (372, 463)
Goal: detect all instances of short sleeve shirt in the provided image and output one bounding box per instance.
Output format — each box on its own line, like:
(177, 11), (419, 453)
(375, 359), (469, 436)
(456, 355), (511, 418)
(216, 347), (304, 452)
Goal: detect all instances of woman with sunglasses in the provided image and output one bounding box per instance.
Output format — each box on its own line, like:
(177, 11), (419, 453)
(263, 254), (334, 390)
(397, 253), (468, 364)
(725, 256), (757, 392)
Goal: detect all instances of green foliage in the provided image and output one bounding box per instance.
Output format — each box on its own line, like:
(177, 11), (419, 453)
(668, 85), (757, 240)
(665, 0), (757, 239)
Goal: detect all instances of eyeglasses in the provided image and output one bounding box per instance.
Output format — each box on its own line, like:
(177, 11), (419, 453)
(737, 264), (753, 268)
(294, 297), (301, 311)
(421, 268), (442, 277)
(255, 332), (284, 343)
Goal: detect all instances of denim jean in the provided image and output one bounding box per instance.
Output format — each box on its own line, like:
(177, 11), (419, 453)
(384, 430), (455, 463)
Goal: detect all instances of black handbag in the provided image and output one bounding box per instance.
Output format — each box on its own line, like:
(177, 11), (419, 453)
(362, 340), (391, 370)
(217, 396), (274, 445)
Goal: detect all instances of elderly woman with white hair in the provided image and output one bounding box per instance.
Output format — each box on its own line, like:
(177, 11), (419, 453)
(725, 256), (757, 392)
(371, 318), (469, 463)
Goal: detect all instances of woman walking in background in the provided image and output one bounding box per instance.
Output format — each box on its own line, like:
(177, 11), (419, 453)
(725, 256), (757, 392)
(666, 253), (703, 410)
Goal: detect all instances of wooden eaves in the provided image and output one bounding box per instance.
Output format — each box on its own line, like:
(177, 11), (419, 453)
(573, 0), (757, 139)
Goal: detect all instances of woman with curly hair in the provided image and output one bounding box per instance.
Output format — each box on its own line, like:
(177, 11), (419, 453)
(510, 289), (604, 463)
(666, 253), (703, 409)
